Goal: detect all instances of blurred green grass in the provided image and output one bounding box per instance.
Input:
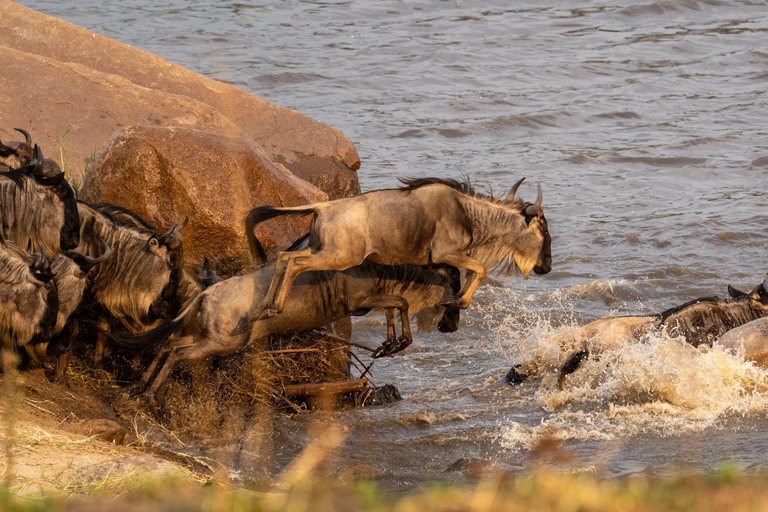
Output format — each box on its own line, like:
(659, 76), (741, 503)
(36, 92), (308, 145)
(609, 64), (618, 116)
(5, 468), (768, 512)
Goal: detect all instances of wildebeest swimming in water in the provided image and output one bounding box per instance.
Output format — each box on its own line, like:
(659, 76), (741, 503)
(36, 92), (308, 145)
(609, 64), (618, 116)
(109, 261), (463, 396)
(506, 280), (768, 390)
(0, 146), (80, 255)
(245, 177), (552, 318)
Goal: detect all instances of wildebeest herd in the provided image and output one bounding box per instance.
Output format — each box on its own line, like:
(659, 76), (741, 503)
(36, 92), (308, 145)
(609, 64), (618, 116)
(2, 126), (768, 404)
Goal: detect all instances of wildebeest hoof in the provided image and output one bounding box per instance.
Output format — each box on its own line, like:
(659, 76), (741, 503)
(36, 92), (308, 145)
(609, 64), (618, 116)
(505, 364), (528, 385)
(372, 336), (412, 358)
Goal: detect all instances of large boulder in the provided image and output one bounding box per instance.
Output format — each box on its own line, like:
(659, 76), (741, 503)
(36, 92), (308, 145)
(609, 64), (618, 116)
(0, 45), (244, 166)
(83, 126), (328, 276)
(0, 0), (360, 198)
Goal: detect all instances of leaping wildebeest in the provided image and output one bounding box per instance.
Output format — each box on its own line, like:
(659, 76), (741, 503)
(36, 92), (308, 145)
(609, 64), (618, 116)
(245, 177), (552, 317)
(0, 146), (80, 255)
(110, 261), (463, 397)
(507, 280), (768, 389)
(0, 240), (58, 353)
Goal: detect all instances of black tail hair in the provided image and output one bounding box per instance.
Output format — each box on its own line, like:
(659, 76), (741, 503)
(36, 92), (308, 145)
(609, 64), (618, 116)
(244, 206), (315, 264)
(88, 317), (185, 351)
(559, 350), (590, 378)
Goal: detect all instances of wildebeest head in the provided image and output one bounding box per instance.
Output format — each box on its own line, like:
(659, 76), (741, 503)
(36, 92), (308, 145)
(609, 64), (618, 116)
(55, 241), (112, 328)
(509, 179), (552, 276)
(2, 146), (81, 254)
(0, 243), (59, 348)
(0, 128), (34, 169)
(746, 279), (768, 314)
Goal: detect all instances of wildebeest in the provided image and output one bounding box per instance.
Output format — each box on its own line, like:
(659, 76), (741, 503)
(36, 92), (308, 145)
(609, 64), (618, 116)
(30, 242), (114, 379)
(0, 240), (58, 353)
(245, 177), (551, 317)
(110, 261), (463, 396)
(507, 280), (768, 389)
(0, 128), (34, 170)
(51, 202), (188, 376)
(0, 146), (80, 255)
(716, 316), (768, 368)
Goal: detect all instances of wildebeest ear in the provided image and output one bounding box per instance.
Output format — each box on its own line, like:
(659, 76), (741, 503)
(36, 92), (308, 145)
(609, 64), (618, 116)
(507, 177), (525, 201)
(728, 285), (747, 299)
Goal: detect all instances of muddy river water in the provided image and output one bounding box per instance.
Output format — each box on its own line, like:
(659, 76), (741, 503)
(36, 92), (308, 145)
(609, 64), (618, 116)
(21, 0), (768, 489)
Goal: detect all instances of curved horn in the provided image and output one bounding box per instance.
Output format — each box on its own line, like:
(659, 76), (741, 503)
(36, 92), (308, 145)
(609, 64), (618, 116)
(179, 216), (189, 232)
(14, 128), (31, 146)
(762, 278), (768, 291)
(34, 246), (48, 272)
(29, 145), (43, 175)
(0, 138), (13, 153)
(157, 222), (177, 244)
(506, 177), (526, 201)
(525, 183), (543, 216)
(66, 240), (112, 273)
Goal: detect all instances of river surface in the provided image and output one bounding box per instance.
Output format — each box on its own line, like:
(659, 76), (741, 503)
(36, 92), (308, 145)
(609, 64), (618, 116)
(21, 0), (768, 490)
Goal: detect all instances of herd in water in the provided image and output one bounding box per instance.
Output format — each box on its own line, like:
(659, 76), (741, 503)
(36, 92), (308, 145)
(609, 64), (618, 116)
(1, 127), (767, 401)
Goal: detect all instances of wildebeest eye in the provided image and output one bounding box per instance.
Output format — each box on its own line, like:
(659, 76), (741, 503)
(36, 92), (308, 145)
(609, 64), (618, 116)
(44, 281), (53, 291)
(148, 237), (159, 249)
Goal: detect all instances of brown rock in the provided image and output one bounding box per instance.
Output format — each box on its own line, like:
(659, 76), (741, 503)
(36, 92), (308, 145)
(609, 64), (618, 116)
(75, 419), (128, 445)
(0, 45), (244, 172)
(83, 126), (328, 276)
(0, 0), (360, 198)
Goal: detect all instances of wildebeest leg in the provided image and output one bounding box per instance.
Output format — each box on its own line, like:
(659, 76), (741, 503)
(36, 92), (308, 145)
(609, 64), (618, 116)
(350, 295), (412, 358)
(145, 336), (243, 397)
(136, 336), (193, 392)
(436, 254), (486, 309)
(261, 252), (291, 310)
(384, 309), (396, 344)
(260, 249), (310, 317)
(271, 250), (361, 315)
(54, 350), (71, 383)
(557, 350), (589, 391)
(93, 318), (110, 370)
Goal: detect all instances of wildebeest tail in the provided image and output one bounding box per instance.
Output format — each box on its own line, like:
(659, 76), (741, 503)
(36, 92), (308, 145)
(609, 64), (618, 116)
(244, 205), (317, 264)
(91, 297), (200, 350)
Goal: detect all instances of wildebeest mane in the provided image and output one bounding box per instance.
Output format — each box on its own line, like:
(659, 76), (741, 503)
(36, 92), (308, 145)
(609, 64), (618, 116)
(398, 176), (526, 210)
(91, 203), (157, 232)
(0, 168), (28, 188)
(657, 296), (724, 323)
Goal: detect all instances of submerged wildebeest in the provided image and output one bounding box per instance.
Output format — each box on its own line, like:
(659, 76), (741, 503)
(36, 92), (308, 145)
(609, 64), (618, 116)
(0, 128), (34, 170)
(110, 261), (463, 396)
(245, 177), (552, 317)
(0, 146), (80, 255)
(0, 240), (58, 353)
(52, 202), (189, 377)
(506, 280), (768, 389)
